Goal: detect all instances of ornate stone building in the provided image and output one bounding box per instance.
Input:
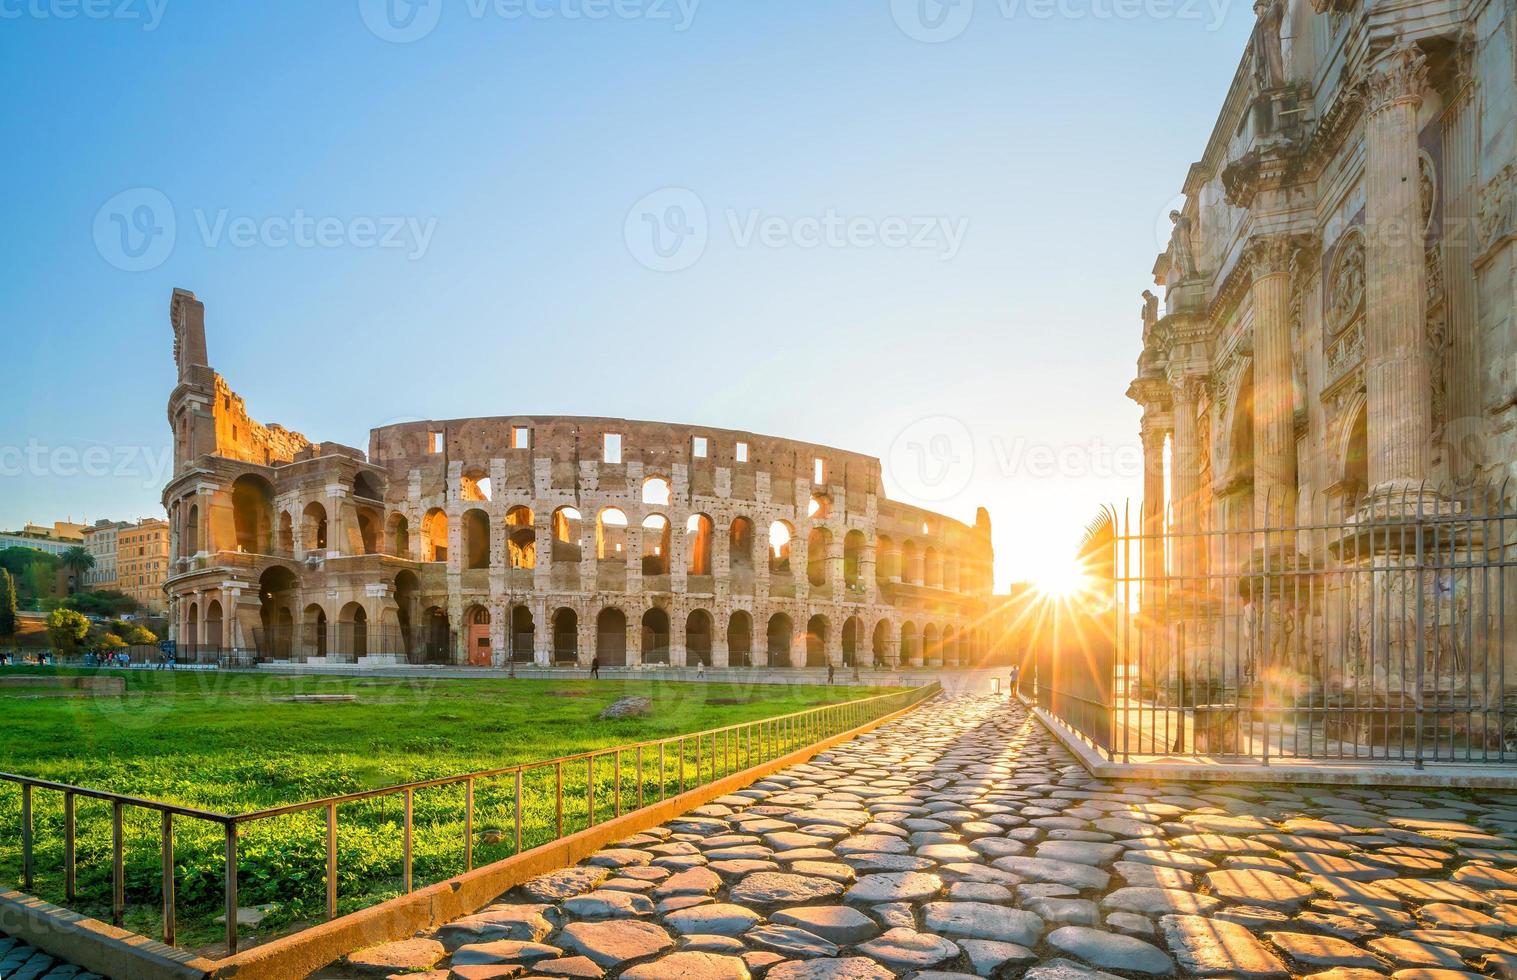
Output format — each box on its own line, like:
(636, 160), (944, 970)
(1128, 1), (1517, 702)
(162, 289), (994, 668)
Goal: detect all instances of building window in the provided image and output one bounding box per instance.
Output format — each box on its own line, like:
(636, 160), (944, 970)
(814, 458), (826, 484)
(735, 442), (749, 463)
(512, 426), (531, 450)
(692, 436), (708, 458)
(603, 433), (622, 464)
(429, 432), (444, 454)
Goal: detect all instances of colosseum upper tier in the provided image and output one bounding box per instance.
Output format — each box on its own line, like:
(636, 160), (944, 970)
(162, 289), (995, 669)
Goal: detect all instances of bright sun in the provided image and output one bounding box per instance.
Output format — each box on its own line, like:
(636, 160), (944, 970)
(1033, 556), (1089, 598)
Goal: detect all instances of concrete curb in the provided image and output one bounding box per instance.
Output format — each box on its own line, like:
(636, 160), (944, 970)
(1025, 696), (1517, 789)
(0, 891), (216, 980)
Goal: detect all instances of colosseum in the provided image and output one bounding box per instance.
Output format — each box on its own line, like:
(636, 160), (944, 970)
(161, 289), (996, 670)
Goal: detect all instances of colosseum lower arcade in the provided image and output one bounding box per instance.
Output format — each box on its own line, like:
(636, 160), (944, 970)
(161, 289), (995, 670)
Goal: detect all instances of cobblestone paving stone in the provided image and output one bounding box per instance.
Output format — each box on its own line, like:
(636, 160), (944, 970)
(341, 694), (1517, 979)
(0, 934), (102, 980)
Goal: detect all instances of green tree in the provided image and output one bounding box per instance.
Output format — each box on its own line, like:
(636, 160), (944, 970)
(60, 546), (96, 593)
(46, 608), (90, 657)
(0, 568), (16, 650)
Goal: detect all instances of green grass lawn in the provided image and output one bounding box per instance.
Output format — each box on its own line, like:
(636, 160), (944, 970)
(0, 668), (905, 953)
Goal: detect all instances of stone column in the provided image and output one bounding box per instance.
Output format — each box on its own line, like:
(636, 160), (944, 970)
(1248, 235), (1298, 522)
(1169, 378), (1205, 579)
(1363, 40), (1433, 496)
(1140, 415), (1170, 588)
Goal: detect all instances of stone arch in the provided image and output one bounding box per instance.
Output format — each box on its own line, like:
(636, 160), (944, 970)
(204, 599), (224, 653)
(597, 607), (627, 666)
(769, 521), (794, 575)
(641, 607), (671, 664)
(642, 476), (672, 507)
(388, 513), (410, 558)
(422, 605), (451, 664)
(806, 614), (829, 667)
(510, 605), (535, 663)
(303, 602), (329, 659)
(841, 615), (861, 667)
(875, 534), (896, 586)
(552, 607), (578, 663)
(355, 506), (382, 555)
(843, 530), (865, 588)
(302, 501), (329, 553)
(767, 612), (794, 667)
(686, 609), (713, 667)
(184, 503), (200, 556)
(231, 474), (275, 554)
(462, 508), (491, 569)
(900, 620), (918, 666)
(729, 517), (755, 573)
(506, 505), (536, 569)
(257, 565), (299, 659)
(924, 547), (943, 588)
(353, 471), (384, 501)
(1337, 392), (1369, 499)
(338, 601), (368, 659)
(872, 619), (893, 667)
(394, 569), (420, 652)
(460, 467), (492, 502)
(422, 508), (448, 562)
(186, 601), (199, 652)
(598, 507), (628, 560)
(923, 623), (941, 665)
(686, 514), (714, 576)
(727, 610), (752, 667)
(807, 527), (832, 587)
(552, 506), (582, 562)
(641, 514), (671, 575)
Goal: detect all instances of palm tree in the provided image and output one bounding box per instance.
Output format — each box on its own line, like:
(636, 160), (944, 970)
(61, 546), (95, 594)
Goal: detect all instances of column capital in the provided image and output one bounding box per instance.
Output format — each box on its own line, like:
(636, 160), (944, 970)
(1244, 234), (1294, 280)
(1363, 40), (1428, 115)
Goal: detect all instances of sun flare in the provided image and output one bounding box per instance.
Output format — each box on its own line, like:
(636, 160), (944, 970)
(1032, 556), (1089, 598)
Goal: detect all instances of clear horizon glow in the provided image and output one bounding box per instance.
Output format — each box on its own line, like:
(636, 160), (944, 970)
(0, 1), (1256, 591)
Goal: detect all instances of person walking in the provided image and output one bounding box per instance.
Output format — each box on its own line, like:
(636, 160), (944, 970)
(827, 663), (835, 685)
(590, 656), (601, 679)
(695, 660), (705, 679)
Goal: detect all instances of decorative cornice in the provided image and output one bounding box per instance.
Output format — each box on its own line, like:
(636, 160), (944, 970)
(1363, 40), (1428, 115)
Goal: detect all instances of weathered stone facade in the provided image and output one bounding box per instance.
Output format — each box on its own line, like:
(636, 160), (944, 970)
(162, 290), (994, 668)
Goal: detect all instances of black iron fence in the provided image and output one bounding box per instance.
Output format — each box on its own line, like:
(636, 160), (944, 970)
(1030, 482), (1517, 766)
(250, 625), (455, 665)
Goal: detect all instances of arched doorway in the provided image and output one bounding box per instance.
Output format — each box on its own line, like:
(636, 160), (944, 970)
(205, 598), (224, 651)
(553, 608), (578, 664)
(923, 624), (941, 666)
(338, 602), (368, 660)
(394, 570), (419, 656)
(466, 606), (492, 666)
(597, 608), (627, 667)
(256, 565), (299, 661)
(424, 606), (451, 664)
(842, 616), (861, 667)
(805, 614), (828, 667)
(642, 608), (671, 664)
(231, 475), (275, 554)
(900, 621), (918, 667)
(728, 610), (752, 667)
(767, 613), (794, 667)
(686, 609), (713, 667)
(872, 620), (891, 668)
(302, 604), (328, 660)
(186, 602), (199, 656)
(511, 605), (535, 664)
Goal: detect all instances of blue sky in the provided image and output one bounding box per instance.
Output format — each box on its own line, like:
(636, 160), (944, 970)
(0, 0), (1254, 588)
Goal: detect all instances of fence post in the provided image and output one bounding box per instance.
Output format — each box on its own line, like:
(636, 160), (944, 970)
(20, 784), (32, 891)
(326, 803), (338, 920)
(403, 788), (414, 892)
(111, 801), (125, 927)
(64, 791), (76, 902)
(464, 779), (474, 872)
(224, 823), (239, 955)
(514, 769), (524, 853)
(161, 811), (176, 946)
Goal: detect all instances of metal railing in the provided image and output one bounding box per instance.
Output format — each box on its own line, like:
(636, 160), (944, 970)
(1, 682), (938, 956)
(1030, 481), (1517, 766)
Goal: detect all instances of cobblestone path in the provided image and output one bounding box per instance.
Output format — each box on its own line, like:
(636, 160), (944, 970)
(338, 694), (1517, 979)
(0, 935), (101, 980)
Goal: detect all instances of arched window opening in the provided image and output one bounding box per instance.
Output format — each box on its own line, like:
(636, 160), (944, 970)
(807, 527), (832, 587)
(641, 608), (671, 664)
(641, 514), (670, 575)
(686, 514), (713, 576)
(302, 502), (329, 553)
(186, 602), (199, 653)
(727, 610), (752, 667)
(768, 521), (794, 575)
(339, 602), (368, 659)
(876, 534), (895, 586)
(184, 504), (200, 557)
(843, 530), (865, 588)
(767, 613), (794, 667)
(257, 565), (299, 661)
(204, 599), (224, 653)
(423, 509), (449, 562)
(388, 514), (410, 557)
(686, 610), (713, 667)
(511, 605), (535, 663)
(395, 570), (419, 653)
(902, 540), (922, 585)
(923, 623), (941, 665)
(871, 620), (891, 668)
(642, 477), (672, 507)
(279, 512), (295, 555)
(807, 494), (831, 519)
(461, 469), (492, 502)
(598, 508), (628, 559)
(356, 508), (380, 555)
(729, 517), (755, 573)
(552, 506), (582, 562)
(506, 506), (536, 569)
(553, 608), (579, 663)
(353, 472), (383, 501)
(463, 509), (491, 569)
(303, 603), (329, 660)
(842, 616), (861, 667)
(232, 475), (275, 553)
(900, 621), (918, 666)
(805, 614), (828, 667)
(423, 606), (451, 664)
(597, 607), (627, 666)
